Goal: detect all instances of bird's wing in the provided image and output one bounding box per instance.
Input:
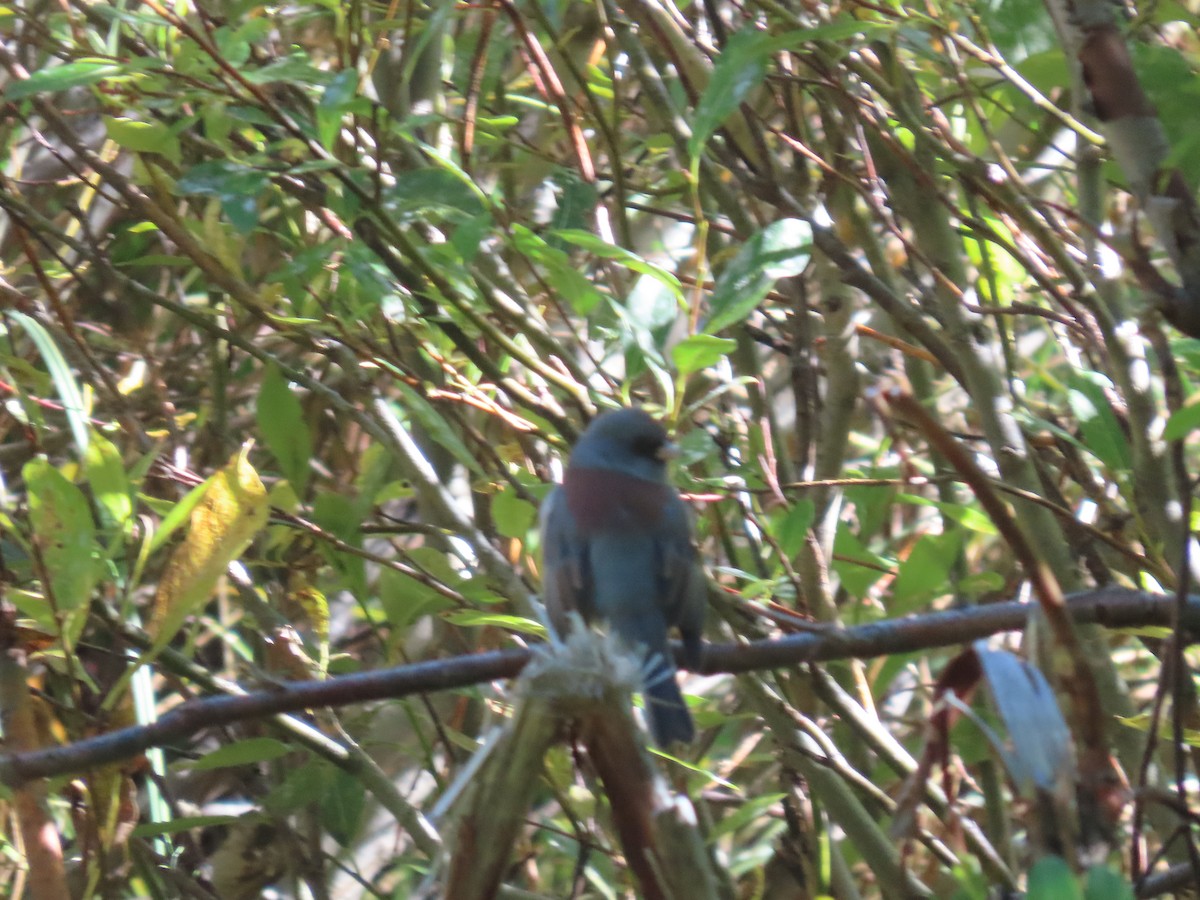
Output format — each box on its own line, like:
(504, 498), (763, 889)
(658, 493), (707, 668)
(539, 484), (593, 632)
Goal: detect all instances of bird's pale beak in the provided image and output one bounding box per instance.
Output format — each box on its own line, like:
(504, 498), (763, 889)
(656, 440), (681, 461)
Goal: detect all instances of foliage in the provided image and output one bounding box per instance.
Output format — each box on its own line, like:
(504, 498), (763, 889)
(2, 0), (1200, 896)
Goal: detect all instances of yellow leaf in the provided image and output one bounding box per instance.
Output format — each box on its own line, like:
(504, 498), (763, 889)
(285, 581), (330, 644)
(149, 444), (269, 643)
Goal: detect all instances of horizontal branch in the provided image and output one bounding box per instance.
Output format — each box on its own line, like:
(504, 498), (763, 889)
(1, 588), (1191, 787)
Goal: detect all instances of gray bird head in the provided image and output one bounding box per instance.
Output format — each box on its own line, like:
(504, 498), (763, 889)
(568, 408), (678, 482)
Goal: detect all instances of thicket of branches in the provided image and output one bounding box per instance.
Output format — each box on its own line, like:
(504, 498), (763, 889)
(3, 0), (1200, 897)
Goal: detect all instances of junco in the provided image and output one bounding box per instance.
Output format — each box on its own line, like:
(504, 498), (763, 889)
(540, 408), (706, 745)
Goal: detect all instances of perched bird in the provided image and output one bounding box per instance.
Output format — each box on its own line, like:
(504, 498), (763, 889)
(540, 408), (706, 745)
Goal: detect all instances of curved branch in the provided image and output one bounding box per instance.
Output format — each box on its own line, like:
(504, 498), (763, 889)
(1, 588), (1191, 788)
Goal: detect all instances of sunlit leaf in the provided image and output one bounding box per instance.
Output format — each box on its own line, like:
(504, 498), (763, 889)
(553, 229), (682, 299)
(316, 69), (360, 150)
(85, 431), (133, 530)
(688, 28), (773, 159)
(1067, 372), (1131, 472)
(492, 486), (536, 540)
(831, 528), (892, 602)
(895, 493), (998, 535)
(771, 500), (815, 559)
(105, 116), (181, 165)
(705, 218), (811, 333)
(891, 532), (961, 613)
(24, 457), (100, 615)
(190, 738), (292, 771)
(391, 385), (484, 477)
(257, 365), (312, 494)
(9, 311), (89, 457)
(1164, 400), (1200, 441)
(511, 225), (604, 313)
(378, 567), (454, 630)
(672, 334), (737, 375)
(4, 60), (122, 99)
(149, 444), (269, 644)
(442, 611), (546, 635)
(283, 584), (328, 650)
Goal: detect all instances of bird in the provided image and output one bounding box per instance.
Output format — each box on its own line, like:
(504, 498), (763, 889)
(540, 407), (706, 745)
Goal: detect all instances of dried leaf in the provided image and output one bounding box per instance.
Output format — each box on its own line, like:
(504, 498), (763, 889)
(149, 444), (269, 644)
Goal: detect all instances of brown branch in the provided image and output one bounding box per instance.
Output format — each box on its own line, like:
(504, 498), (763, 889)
(0, 588), (1193, 788)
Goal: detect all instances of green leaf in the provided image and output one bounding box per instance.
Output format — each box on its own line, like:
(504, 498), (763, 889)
(552, 229), (682, 299)
(312, 492), (363, 547)
(975, 0), (1056, 62)
(378, 566), (455, 630)
(831, 528), (892, 602)
(890, 531), (961, 613)
(322, 767), (365, 846)
(452, 212), (494, 263)
(549, 171), (598, 233)
(316, 69), (360, 150)
(708, 793), (787, 840)
(948, 856), (991, 900)
(1028, 856), (1082, 900)
(1164, 400), (1200, 441)
(705, 218), (811, 333)
(23, 457), (100, 615)
(1089, 868), (1132, 900)
(257, 365), (312, 494)
(688, 29), (774, 159)
(132, 815), (246, 838)
(385, 168), (486, 220)
(177, 160), (270, 234)
(895, 493), (998, 535)
(391, 384), (484, 477)
(772, 500), (815, 559)
(442, 611), (546, 635)
(957, 570), (1005, 599)
(215, 19), (271, 67)
(146, 477), (213, 555)
(104, 116), (181, 165)
(4, 60), (122, 100)
(9, 311), (89, 457)
(511, 225), (604, 314)
(492, 486), (536, 540)
(1067, 372), (1131, 472)
(407, 546), (466, 590)
(189, 738), (293, 771)
(85, 431), (133, 530)
(671, 334), (737, 375)
(242, 55), (331, 86)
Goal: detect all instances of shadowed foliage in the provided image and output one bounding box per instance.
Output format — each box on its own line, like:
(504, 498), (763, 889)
(2, 0), (1200, 896)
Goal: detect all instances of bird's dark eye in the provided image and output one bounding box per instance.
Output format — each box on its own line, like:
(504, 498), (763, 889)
(631, 433), (664, 458)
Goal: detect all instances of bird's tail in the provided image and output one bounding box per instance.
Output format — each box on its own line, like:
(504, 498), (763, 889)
(643, 661), (694, 746)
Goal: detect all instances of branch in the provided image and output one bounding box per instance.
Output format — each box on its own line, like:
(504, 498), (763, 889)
(0, 588), (1191, 787)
